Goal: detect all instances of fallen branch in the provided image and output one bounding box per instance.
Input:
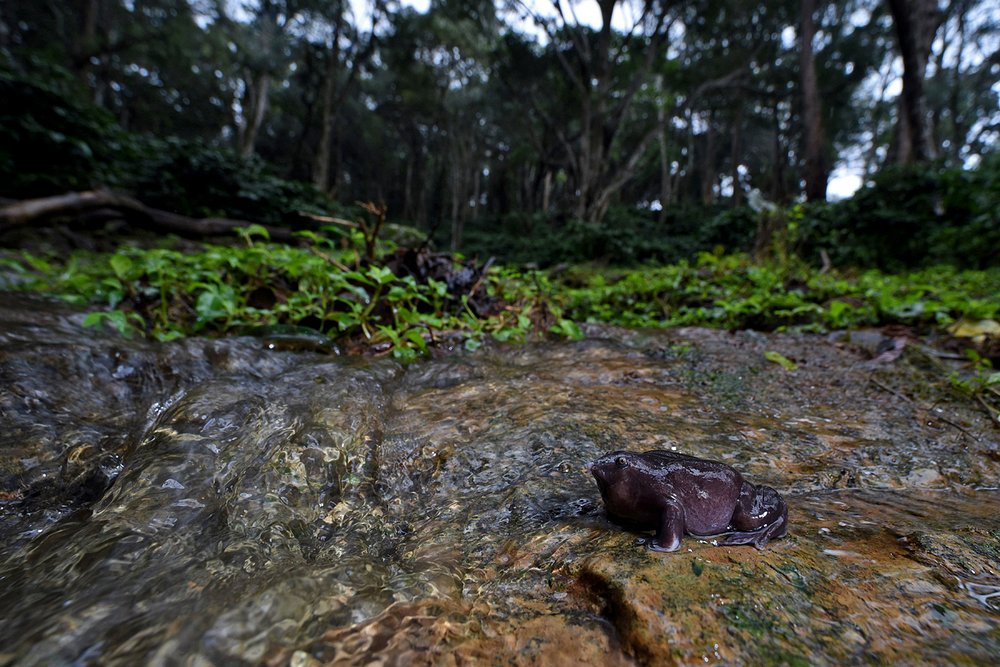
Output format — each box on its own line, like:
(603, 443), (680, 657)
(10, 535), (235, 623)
(0, 189), (301, 243)
(297, 211), (358, 228)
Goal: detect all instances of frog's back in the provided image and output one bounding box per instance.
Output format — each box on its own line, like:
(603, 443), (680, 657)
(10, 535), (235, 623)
(636, 450), (744, 532)
(638, 450), (741, 482)
(639, 450), (707, 467)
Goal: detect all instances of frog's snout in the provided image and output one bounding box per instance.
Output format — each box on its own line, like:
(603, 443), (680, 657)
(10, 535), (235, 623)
(590, 463), (610, 495)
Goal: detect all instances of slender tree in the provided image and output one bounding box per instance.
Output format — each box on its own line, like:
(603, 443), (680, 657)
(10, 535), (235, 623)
(517, 0), (675, 223)
(800, 0), (827, 200)
(310, 1), (384, 194)
(887, 0), (940, 163)
(215, 0), (304, 157)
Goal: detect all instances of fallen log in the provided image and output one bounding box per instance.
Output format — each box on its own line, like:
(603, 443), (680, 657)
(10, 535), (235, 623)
(0, 189), (302, 244)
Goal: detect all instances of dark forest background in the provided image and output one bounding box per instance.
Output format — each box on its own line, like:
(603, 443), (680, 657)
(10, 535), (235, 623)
(1, 0), (997, 269)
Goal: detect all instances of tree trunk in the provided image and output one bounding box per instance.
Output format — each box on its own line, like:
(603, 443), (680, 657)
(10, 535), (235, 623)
(573, 89), (594, 221)
(864, 65), (894, 177)
(887, 0), (940, 163)
(800, 0), (827, 201)
(472, 162), (481, 220)
(403, 157), (415, 222)
(700, 114), (716, 205)
(449, 132), (467, 251)
(537, 0), (670, 224)
(571, 0), (615, 223)
(730, 104), (744, 207)
(656, 74), (672, 223)
(450, 171), (462, 251)
(541, 170), (552, 214)
(240, 71), (271, 158)
(75, 0), (100, 90)
(312, 50), (338, 192)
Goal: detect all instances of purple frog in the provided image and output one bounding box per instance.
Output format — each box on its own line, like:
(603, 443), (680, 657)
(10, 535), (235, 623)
(591, 450), (787, 551)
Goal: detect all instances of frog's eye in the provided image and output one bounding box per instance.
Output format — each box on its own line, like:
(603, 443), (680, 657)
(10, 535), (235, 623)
(615, 456), (628, 467)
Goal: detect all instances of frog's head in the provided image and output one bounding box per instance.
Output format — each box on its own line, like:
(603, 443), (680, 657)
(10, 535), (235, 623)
(590, 450), (640, 495)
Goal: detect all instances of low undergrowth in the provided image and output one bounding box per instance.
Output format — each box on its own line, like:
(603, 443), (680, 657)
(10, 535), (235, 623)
(1, 238), (997, 362)
(0, 228), (580, 360)
(560, 252), (999, 333)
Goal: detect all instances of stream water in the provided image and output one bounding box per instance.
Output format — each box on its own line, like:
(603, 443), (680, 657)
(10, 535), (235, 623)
(1, 293), (998, 665)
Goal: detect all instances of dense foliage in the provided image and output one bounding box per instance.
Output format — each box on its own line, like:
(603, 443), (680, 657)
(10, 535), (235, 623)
(457, 156), (1000, 270)
(1, 0), (997, 252)
(0, 229), (582, 360)
(796, 157), (1000, 271)
(0, 67), (124, 197)
(5, 67), (996, 272)
(0, 69), (341, 225)
(2, 237), (996, 361)
(120, 137), (339, 225)
(561, 252), (999, 331)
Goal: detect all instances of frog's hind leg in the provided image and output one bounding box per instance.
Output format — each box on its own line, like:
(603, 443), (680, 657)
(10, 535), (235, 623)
(721, 482), (788, 549)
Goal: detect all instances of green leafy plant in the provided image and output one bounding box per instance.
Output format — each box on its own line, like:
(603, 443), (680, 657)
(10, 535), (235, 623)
(949, 350), (1000, 423)
(0, 225), (583, 359)
(2, 241), (997, 362)
(556, 253), (999, 333)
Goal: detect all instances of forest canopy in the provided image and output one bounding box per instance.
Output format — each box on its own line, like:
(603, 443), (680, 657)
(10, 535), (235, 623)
(0, 0), (998, 268)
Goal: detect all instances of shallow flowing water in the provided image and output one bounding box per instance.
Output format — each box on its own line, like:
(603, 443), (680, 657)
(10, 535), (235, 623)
(1, 293), (998, 665)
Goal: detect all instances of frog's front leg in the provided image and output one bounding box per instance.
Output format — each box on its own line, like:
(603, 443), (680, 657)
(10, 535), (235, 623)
(640, 499), (685, 552)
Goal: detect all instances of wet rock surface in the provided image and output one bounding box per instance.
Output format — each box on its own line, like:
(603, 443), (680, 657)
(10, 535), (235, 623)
(1, 293), (998, 665)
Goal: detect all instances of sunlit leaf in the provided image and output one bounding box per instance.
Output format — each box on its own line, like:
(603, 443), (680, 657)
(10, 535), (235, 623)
(764, 350), (797, 371)
(109, 254), (133, 281)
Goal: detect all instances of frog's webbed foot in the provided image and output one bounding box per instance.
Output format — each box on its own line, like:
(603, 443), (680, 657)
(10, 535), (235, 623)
(721, 508), (787, 549)
(724, 483), (788, 549)
(637, 535), (681, 552)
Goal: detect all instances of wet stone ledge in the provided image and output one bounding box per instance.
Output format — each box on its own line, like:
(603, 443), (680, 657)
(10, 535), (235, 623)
(1, 294), (998, 665)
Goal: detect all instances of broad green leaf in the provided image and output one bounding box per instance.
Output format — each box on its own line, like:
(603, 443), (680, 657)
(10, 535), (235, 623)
(110, 254), (133, 280)
(366, 265), (395, 285)
(82, 312), (105, 327)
